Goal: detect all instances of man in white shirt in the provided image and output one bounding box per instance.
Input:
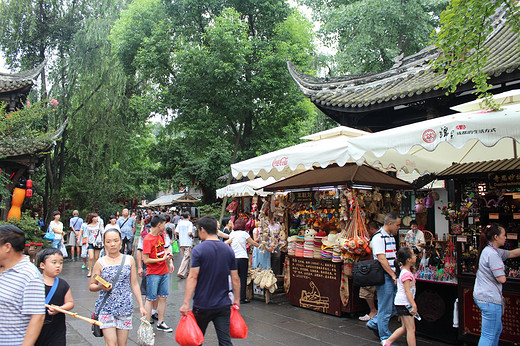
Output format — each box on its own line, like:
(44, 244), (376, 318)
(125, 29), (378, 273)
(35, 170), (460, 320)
(366, 212), (400, 343)
(175, 212), (194, 279)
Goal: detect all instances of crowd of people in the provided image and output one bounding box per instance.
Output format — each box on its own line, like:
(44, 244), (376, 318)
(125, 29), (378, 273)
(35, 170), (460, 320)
(1, 208), (519, 346)
(0, 208), (262, 346)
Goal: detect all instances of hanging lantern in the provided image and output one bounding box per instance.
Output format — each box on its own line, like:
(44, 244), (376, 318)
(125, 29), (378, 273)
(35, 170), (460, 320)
(423, 196), (434, 208)
(25, 189), (33, 198)
(26, 179), (33, 188)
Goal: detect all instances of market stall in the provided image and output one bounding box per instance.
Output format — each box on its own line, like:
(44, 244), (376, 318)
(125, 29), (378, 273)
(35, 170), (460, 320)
(262, 164), (412, 316)
(437, 158), (520, 345)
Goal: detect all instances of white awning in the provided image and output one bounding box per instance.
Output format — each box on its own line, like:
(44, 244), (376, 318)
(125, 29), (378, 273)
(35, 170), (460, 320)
(216, 177), (279, 198)
(230, 90), (520, 179)
(230, 126), (367, 179)
(347, 100), (520, 173)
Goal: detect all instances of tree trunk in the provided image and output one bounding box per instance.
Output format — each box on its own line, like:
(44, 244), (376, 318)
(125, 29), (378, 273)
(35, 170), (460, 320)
(219, 123), (243, 223)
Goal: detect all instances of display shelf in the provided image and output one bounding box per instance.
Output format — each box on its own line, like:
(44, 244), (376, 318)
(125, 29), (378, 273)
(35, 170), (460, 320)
(416, 278), (458, 286)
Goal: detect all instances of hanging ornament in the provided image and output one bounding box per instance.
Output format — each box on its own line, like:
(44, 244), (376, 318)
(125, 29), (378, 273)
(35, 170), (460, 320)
(25, 189), (33, 198)
(423, 196), (434, 208)
(26, 179), (33, 188)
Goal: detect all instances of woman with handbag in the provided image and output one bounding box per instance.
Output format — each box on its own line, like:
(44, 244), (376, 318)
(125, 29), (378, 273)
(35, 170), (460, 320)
(83, 213), (104, 277)
(225, 218), (259, 303)
(49, 211), (64, 249)
(89, 229), (146, 346)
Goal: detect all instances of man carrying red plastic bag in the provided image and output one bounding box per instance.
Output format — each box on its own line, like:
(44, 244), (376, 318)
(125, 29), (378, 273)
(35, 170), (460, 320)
(178, 215), (242, 345)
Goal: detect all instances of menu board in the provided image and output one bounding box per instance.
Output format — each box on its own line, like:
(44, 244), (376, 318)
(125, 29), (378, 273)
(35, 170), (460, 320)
(288, 257), (342, 316)
(463, 289), (520, 343)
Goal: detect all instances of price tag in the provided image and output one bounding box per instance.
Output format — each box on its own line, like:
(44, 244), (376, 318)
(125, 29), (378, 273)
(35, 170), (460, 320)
(513, 193), (520, 199)
(507, 233), (518, 240)
(489, 213), (499, 220)
(513, 213), (520, 220)
(457, 236), (467, 243)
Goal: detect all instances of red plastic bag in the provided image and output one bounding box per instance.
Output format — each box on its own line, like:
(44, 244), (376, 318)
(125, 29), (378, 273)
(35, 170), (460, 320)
(175, 311), (204, 346)
(230, 304), (248, 339)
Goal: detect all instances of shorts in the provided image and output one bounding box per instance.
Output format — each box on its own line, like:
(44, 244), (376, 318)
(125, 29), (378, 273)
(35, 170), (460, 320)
(146, 273), (169, 301)
(98, 314), (133, 330)
(68, 231), (78, 246)
(395, 305), (412, 316)
(359, 286), (377, 300)
(88, 243), (103, 250)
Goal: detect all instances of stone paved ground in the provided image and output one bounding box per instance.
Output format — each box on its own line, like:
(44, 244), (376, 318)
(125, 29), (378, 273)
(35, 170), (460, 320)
(60, 253), (454, 345)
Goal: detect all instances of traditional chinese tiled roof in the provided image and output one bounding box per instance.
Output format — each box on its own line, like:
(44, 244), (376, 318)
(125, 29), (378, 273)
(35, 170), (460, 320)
(288, 10), (520, 115)
(0, 61), (45, 93)
(0, 120), (67, 161)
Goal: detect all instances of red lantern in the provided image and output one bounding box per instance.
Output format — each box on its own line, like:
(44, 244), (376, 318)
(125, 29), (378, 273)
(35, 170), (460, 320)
(26, 179), (33, 188)
(25, 189), (33, 197)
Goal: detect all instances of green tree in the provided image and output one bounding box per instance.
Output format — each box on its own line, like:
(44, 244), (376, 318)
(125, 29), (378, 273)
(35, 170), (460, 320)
(431, 0), (520, 108)
(300, 0), (449, 74)
(111, 0), (318, 201)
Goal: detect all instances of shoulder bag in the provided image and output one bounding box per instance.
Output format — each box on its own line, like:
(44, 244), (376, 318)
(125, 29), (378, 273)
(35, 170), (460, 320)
(44, 224), (55, 241)
(352, 231), (385, 287)
(92, 255), (127, 337)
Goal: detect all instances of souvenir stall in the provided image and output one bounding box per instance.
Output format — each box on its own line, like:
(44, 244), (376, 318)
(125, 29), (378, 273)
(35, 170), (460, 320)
(217, 178), (286, 302)
(262, 164), (412, 316)
(437, 158), (520, 345)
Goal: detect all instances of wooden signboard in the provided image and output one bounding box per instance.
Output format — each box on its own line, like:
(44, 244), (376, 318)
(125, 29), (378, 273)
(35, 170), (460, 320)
(291, 191), (314, 203)
(287, 257), (343, 316)
(462, 289), (520, 343)
(488, 172), (520, 189)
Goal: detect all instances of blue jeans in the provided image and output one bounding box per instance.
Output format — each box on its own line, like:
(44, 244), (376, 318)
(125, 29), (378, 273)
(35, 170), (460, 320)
(193, 306), (232, 346)
(146, 273), (169, 301)
(51, 238), (61, 249)
(367, 274), (397, 340)
(474, 299), (502, 346)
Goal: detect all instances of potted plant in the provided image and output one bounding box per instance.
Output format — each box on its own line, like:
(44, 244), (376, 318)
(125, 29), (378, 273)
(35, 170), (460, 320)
(0, 210), (44, 262)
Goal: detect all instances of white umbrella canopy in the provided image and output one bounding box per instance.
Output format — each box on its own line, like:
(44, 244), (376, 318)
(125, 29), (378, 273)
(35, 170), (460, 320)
(230, 126), (368, 179)
(216, 177), (279, 198)
(348, 100), (520, 174)
(231, 91), (520, 179)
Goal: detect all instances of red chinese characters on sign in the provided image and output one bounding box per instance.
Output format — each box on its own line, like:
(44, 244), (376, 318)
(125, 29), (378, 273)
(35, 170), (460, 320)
(456, 125), (466, 130)
(422, 129), (437, 143)
(272, 156), (288, 168)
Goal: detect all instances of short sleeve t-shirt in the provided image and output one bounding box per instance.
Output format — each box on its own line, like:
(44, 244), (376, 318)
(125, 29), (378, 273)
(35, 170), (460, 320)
(405, 229), (425, 246)
(474, 244), (510, 305)
(0, 256), (45, 345)
(50, 221), (64, 240)
(143, 233), (168, 276)
(371, 229), (397, 272)
(191, 241), (237, 309)
(176, 219), (194, 247)
(394, 268), (416, 306)
(35, 278), (70, 346)
(69, 217), (83, 231)
(229, 231), (250, 259)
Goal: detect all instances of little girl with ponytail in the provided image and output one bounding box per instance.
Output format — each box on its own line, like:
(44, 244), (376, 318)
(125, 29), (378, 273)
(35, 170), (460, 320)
(383, 247), (418, 346)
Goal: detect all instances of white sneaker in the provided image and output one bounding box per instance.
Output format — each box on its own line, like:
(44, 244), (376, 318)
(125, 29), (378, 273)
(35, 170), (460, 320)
(156, 321), (173, 333)
(381, 340), (388, 346)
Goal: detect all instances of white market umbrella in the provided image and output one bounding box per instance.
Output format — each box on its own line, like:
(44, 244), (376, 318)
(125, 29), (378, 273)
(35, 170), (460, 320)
(216, 177), (279, 198)
(347, 97), (520, 174)
(230, 126), (369, 179)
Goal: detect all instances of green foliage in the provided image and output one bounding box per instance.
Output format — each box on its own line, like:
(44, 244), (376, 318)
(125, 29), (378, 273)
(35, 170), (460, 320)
(431, 0), (520, 109)
(111, 0), (318, 201)
(300, 0), (449, 74)
(0, 211), (42, 242)
(0, 100), (58, 156)
(196, 201), (228, 221)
